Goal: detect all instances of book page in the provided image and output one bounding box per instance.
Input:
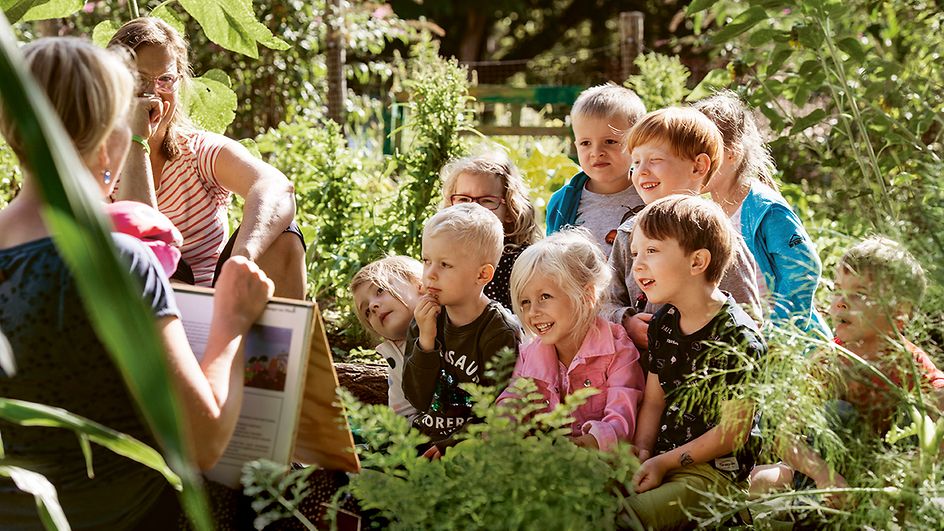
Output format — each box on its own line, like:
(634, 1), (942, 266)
(174, 286), (315, 488)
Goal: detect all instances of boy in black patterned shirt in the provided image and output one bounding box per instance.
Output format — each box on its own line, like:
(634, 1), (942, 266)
(622, 195), (766, 530)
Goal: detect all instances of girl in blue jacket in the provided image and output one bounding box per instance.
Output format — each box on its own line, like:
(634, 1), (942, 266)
(695, 91), (830, 336)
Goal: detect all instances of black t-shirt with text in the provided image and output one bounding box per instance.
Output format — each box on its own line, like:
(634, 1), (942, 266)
(403, 301), (521, 443)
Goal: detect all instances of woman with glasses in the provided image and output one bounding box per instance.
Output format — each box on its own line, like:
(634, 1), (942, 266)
(439, 150), (541, 310)
(108, 18), (306, 299)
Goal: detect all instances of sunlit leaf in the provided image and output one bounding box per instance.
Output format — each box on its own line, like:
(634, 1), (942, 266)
(0, 465), (70, 530)
(20, 0), (81, 22)
(186, 69), (237, 133)
(91, 20), (118, 48)
(151, 1), (186, 37)
(177, 0), (289, 59)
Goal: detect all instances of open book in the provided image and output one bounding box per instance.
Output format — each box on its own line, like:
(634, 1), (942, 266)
(174, 286), (360, 488)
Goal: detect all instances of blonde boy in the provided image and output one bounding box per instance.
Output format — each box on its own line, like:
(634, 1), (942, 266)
(603, 107), (763, 349)
(624, 195), (766, 530)
(351, 256), (424, 418)
(546, 83), (646, 256)
(403, 203), (521, 455)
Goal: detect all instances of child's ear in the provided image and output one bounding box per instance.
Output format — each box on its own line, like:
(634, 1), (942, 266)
(692, 153), (711, 179)
(690, 249), (711, 276)
(478, 263), (496, 285)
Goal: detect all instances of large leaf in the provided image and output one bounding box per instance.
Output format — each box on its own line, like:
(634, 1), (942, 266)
(177, 0), (289, 59)
(151, 1), (186, 37)
(0, 0), (82, 23)
(0, 398), (181, 488)
(0, 10), (211, 530)
(790, 108), (828, 134)
(687, 0), (721, 15)
(0, 466), (70, 530)
(186, 69), (237, 133)
(90, 20), (118, 48)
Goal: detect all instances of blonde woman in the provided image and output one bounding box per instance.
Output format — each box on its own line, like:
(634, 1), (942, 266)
(0, 37), (272, 528)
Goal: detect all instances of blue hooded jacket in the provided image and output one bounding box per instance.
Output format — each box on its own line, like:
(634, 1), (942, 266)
(739, 181), (830, 335)
(545, 171), (589, 235)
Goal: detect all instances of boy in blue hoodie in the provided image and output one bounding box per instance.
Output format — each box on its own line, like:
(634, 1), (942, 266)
(546, 84), (646, 257)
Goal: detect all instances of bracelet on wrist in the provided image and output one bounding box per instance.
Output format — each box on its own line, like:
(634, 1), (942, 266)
(131, 134), (150, 154)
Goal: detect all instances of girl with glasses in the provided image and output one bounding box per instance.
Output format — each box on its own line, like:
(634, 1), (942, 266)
(439, 150), (541, 310)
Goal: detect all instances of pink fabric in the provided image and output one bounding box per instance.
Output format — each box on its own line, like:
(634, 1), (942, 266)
(105, 200), (182, 277)
(497, 317), (645, 451)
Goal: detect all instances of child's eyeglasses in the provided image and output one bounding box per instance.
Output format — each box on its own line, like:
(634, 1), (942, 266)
(450, 194), (505, 211)
(140, 73), (181, 94)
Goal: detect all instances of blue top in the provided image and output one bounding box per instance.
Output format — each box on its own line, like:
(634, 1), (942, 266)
(545, 170), (589, 235)
(739, 181), (830, 335)
(0, 233), (180, 529)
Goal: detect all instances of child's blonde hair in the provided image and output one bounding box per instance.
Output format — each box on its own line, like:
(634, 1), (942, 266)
(439, 150), (541, 248)
(571, 83), (647, 126)
(632, 195), (734, 284)
(626, 107), (724, 188)
(510, 228), (612, 338)
(424, 203), (504, 267)
(693, 90), (778, 190)
(350, 255), (423, 337)
(839, 236), (927, 308)
(109, 17), (194, 161)
(0, 37), (135, 164)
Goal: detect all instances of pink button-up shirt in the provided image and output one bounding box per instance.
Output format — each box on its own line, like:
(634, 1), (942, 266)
(497, 317), (645, 451)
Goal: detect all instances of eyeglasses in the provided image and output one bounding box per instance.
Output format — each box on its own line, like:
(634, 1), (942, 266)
(140, 73), (181, 94)
(450, 194), (506, 211)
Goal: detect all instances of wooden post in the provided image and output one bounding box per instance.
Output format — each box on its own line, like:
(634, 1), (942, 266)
(326, 0), (346, 125)
(619, 11), (644, 81)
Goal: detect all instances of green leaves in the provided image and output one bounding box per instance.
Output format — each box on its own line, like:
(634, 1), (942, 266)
(91, 20), (118, 48)
(186, 69), (237, 133)
(687, 0), (722, 15)
(0, 0), (81, 24)
(0, 466), (69, 530)
(688, 67), (731, 101)
(177, 0), (289, 59)
(711, 6), (769, 45)
(0, 398), (182, 488)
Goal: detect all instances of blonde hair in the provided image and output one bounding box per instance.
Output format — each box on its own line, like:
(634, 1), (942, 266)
(423, 203), (504, 267)
(109, 17), (194, 160)
(350, 255), (423, 337)
(839, 236), (927, 307)
(693, 90), (778, 190)
(0, 37), (135, 165)
(439, 150), (541, 248)
(510, 228), (611, 338)
(626, 107), (725, 188)
(571, 83), (647, 126)
(632, 195), (734, 284)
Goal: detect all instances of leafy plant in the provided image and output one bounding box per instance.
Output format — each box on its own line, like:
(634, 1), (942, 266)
(624, 52), (692, 111)
(335, 353), (639, 530)
(241, 459), (318, 530)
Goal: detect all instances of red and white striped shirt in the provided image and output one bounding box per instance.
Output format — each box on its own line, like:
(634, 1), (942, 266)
(156, 132), (231, 286)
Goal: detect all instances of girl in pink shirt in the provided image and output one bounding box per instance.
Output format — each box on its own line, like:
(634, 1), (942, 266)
(498, 229), (645, 451)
